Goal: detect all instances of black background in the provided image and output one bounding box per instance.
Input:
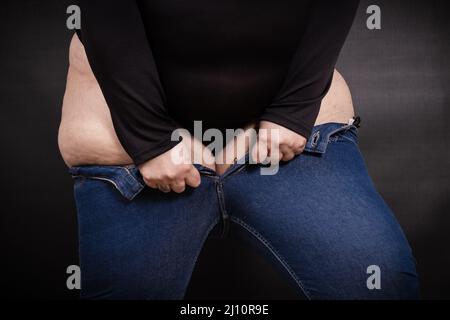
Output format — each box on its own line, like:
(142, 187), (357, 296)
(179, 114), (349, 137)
(0, 0), (449, 299)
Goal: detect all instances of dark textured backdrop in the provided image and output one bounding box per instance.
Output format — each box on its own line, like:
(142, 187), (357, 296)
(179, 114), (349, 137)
(0, 0), (448, 299)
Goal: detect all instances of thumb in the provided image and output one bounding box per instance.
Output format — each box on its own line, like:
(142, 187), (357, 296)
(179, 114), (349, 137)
(185, 165), (201, 188)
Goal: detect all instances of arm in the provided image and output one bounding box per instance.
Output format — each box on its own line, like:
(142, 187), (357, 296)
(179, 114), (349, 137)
(76, 0), (180, 166)
(260, 0), (360, 140)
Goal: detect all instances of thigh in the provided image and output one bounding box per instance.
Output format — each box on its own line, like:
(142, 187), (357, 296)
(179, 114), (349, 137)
(224, 123), (420, 299)
(71, 165), (220, 299)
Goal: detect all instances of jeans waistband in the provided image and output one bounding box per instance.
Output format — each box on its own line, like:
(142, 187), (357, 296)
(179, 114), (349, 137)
(304, 120), (359, 154)
(68, 118), (360, 200)
(69, 165), (145, 201)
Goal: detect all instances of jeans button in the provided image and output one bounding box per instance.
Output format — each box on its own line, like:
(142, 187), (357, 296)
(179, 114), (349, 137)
(311, 131), (320, 148)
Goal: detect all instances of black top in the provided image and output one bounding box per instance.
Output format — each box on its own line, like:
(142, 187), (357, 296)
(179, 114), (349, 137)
(76, 0), (359, 165)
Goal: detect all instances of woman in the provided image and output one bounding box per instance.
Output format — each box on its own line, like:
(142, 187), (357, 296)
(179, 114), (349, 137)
(58, 0), (420, 299)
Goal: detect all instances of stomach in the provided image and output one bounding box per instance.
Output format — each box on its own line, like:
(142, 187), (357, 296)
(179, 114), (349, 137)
(58, 34), (354, 168)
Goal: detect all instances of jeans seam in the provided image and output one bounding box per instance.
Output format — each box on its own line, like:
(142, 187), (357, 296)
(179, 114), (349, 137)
(305, 124), (353, 154)
(230, 216), (312, 300)
(70, 166), (145, 200)
(325, 125), (357, 145)
(121, 166), (145, 190)
(71, 174), (120, 190)
(336, 133), (358, 146)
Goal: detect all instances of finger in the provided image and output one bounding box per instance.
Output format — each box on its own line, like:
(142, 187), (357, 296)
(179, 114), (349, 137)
(250, 143), (258, 164)
(279, 144), (295, 161)
(251, 138), (269, 164)
(170, 180), (186, 194)
(269, 143), (283, 164)
(293, 147), (304, 155)
(185, 166), (201, 188)
(144, 179), (158, 189)
(293, 142), (306, 155)
(157, 184), (171, 193)
(281, 148), (295, 161)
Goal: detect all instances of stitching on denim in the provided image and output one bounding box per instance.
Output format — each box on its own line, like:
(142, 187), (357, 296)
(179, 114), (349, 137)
(70, 166), (145, 200)
(75, 175), (124, 195)
(70, 174), (140, 201)
(230, 216), (312, 299)
(112, 166), (145, 196)
(121, 166), (145, 190)
(325, 125), (356, 145)
(336, 133), (358, 146)
(328, 135), (340, 142)
(326, 124), (352, 139)
(305, 124), (350, 153)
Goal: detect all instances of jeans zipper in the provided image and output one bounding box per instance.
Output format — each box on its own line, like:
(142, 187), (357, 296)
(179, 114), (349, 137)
(215, 179), (230, 238)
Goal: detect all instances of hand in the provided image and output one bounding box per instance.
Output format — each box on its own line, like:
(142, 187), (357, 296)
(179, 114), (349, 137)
(251, 121), (306, 164)
(138, 134), (215, 193)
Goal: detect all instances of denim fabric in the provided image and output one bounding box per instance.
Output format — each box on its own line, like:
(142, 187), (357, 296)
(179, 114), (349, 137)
(69, 121), (420, 300)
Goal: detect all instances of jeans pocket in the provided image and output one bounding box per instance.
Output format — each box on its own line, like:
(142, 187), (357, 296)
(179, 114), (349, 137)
(69, 165), (145, 201)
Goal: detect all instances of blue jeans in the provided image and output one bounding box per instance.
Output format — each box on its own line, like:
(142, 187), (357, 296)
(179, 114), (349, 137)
(69, 121), (420, 299)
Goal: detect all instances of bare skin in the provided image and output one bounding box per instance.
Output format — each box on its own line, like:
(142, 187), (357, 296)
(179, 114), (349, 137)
(58, 34), (354, 191)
